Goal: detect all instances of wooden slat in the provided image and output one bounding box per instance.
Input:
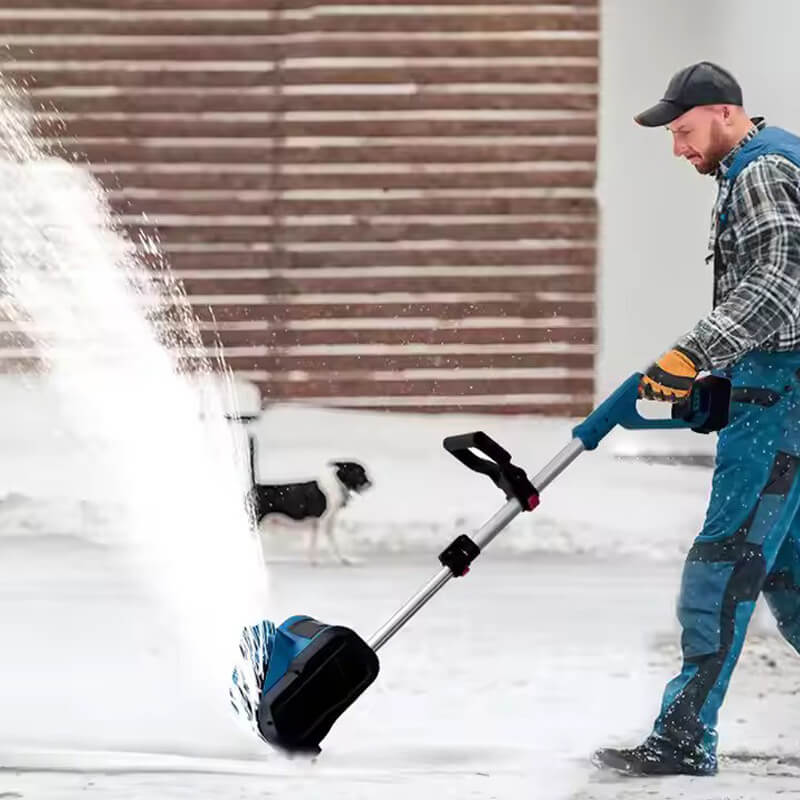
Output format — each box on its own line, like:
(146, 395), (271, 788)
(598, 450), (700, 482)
(177, 272), (595, 295)
(138, 246), (597, 270)
(0, 326), (594, 349)
(125, 220), (596, 244)
(0, 350), (595, 373)
(0, 352), (595, 374)
(249, 375), (594, 399)
(0, 39), (598, 62)
(34, 117), (597, 139)
(28, 91), (597, 115)
(54, 141), (596, 165)
(91, 167), (595, 192)
(227, 351), (596, 372)
(111, 195), (597, 217)
(265, 399), (594, 416)
(197, 326), (595, 347)
(2, 0), (598, 9)
(187, 299), (595, 322)
(0, 14), (598, 37)
(11, 64), (599, 90)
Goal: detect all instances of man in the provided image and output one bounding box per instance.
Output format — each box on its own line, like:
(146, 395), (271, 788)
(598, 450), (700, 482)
(593, 62), (800, 777)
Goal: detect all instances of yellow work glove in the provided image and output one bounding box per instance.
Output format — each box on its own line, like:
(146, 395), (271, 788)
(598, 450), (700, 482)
(639, 348), (699, 402)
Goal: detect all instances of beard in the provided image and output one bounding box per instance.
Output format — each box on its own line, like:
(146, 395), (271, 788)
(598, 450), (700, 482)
(693, 156), (722, 175)
(692, 124), (733, 174)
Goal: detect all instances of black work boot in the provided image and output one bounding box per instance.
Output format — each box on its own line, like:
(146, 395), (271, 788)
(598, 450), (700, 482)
(592, 734), (718, 777)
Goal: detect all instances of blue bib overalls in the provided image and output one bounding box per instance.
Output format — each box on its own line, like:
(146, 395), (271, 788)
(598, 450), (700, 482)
(653, 128), (800, 758)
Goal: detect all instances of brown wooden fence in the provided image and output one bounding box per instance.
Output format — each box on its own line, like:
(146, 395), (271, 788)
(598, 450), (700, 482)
(0, 0), (598, 414)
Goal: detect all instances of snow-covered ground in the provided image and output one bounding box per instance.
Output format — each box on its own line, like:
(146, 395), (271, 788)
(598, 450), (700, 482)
(1, 378), (799, 799)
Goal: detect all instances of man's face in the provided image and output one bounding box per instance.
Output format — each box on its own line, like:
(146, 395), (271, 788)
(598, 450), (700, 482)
(667, 107), (731, 174)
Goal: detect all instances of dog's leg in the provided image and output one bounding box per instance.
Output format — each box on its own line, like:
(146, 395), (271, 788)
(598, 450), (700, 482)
(248, 432), (258, 486)
(308, 520), (320, 567)
(324, 513), (352, 566)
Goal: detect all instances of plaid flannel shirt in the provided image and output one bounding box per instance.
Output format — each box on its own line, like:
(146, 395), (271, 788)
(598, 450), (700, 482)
(676, 118), (800, 370)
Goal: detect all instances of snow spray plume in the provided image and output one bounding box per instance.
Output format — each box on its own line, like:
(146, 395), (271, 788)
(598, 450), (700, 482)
(0, 82), (268, 742)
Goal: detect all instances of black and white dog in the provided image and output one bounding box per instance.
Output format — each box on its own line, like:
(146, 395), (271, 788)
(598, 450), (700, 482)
(246, 434), (372, 565)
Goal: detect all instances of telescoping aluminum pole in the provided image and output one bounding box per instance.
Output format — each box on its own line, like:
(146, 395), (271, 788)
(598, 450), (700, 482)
(367, 370), (732, 654)
(367, 438), (586, 653)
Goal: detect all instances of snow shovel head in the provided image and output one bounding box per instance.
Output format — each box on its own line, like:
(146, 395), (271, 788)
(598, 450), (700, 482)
(257, 616), (380, 754)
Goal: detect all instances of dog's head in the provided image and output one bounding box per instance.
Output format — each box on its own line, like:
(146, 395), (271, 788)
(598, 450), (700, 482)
(329, 461), (372, 495)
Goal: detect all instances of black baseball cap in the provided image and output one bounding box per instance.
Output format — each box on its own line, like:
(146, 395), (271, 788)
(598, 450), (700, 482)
(635, 61), (743, 127)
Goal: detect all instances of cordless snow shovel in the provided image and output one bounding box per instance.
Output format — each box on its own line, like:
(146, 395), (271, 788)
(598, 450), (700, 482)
(256, 372), (731, 754)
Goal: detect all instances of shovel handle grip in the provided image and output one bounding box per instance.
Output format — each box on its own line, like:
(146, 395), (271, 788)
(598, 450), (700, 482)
(442, 431), (511, 474)
(572, 373), (731, 450)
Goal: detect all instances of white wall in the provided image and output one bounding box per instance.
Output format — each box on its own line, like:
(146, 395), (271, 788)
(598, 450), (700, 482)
(597, 0), (800, 399)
